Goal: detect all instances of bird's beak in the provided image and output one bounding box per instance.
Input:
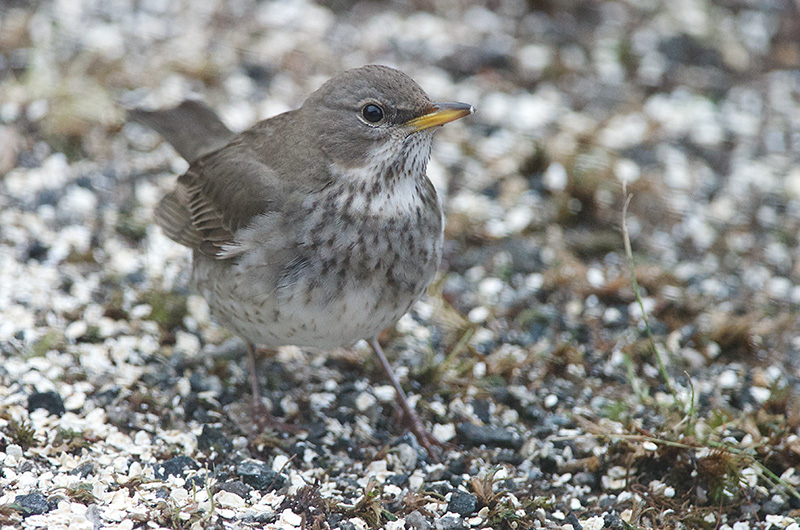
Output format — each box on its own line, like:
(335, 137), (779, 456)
(406, 102), (475, 132)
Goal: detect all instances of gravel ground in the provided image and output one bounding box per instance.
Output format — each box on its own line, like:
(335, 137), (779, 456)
(1, 1), (800, 529)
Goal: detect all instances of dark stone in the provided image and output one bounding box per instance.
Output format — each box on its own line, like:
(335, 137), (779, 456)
(527, 467), (544, 481)
(386, 473), (409, 487)
(155, 488), (169, 499)
(242, 62), (274, 85)
(573, 471), (598, 487)
(186, 474), (205, 489)
(405, 510), (432, 530)
(197, 425), (233, 454)
(447, 458), (467, 476)
(154, 455), (199, 479)
(447, 473), (463, 487)
(659, 34), (724, 68)
(69, 462), (95, 478)
(446, 490), (478, 516)
(188, 372), (223, 396)
(218, 479), (251, 498)
(762, 498), (784, 515)
(470, 399), (491, 423)
(251, 511), (277, 523)
(93, 386), (120, 407)
(438, 44), (512, 78)
(434, 513), (467, 530)
(598, 496), (617, 509)
(14, 491), (50, 516)
(495, 448), (524, 465)
(789, 492), (800, 510)
(565, 512), (582, 529)
(28, 391), (66, 416)
(604, 513), (624, 529)
(428, 481), (453, 496)
(456, 423), (522, 449)
(237, 461), (286, 491)
(539, 456), (558, 474)
(36, 189), (59, 206)
(26, 240), (49, 262)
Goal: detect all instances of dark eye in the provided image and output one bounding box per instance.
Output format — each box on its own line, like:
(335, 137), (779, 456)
(361, 103), (384, 123)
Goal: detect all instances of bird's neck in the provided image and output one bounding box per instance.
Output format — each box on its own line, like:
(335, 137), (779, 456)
(327, 133), (437, 218)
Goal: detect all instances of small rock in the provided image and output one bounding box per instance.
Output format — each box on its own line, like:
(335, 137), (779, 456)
(197, 425), (233, 454)
(218, 479), (251, 498)
(237, 460), (286, 491)
(69, 462), (95, 478)
(447, 490), (478, 516)
(405, 510), (432, 530)
(28, 391), (66, 416)
(215, 490), (245, 509)
(154, 456), (200, 479)
(386, 473), (409, 487)
(604, 514), (624, 530)
(565, 512), (582, 529)
(456, 423), (522, 449)
(435, 513), (467, 530)
(14, 491), (50, 516)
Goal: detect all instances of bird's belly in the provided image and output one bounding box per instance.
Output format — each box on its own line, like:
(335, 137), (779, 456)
(193, 250), (437, 349)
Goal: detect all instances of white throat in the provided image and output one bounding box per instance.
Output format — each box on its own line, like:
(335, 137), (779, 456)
(330, 132), (434, 217)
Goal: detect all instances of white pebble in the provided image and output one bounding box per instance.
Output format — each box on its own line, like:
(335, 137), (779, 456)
(279, 509), (302, 527)
(718, 370), (738, 389)
(272, 455), (290, 472)
(586, 268), (604, 288)
(581, 516), (605, 530)
(467, 306), (489, 324)
(478, 277), (505, 298)
(60, 186), (98, 218)
(408, 469), (425, 490)
(750, 386), (771, 404)
(6, 444), (23, 458)
(355, 391), (376, 412)
(543, 162), (568, 191)
(65, 320), (88, 340)
(432, 423), (456, 442)
(615, 158), (641, 183)
(215, 491), (244, 509)
(506, 205), (534, 233)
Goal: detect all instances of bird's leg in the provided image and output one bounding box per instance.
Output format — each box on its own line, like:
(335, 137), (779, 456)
(247, 343), (264, 420)
(246, 343), (301, 434)
(369, 338), (449, 461)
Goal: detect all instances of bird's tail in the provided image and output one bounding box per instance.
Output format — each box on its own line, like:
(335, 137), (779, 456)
(128, 100), (235, 163)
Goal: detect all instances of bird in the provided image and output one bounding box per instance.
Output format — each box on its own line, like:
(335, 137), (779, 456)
(130, 65), (474, 457)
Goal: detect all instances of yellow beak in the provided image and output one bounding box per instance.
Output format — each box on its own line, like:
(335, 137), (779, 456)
(406, 102), (475, 132)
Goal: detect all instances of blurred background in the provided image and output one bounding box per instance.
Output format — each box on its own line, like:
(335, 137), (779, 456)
(2, 0), (800, 526)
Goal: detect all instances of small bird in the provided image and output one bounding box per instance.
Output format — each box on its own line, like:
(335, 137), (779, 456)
(131, 65), (474, 456)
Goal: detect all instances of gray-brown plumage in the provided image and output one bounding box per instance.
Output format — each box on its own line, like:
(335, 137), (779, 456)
(130, 65), (473, 456)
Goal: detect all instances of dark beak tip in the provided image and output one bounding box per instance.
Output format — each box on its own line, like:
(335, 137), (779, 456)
(434, 102), (475, 114)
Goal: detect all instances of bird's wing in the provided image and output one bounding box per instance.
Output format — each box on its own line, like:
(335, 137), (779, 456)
(154, 136), (286, 258)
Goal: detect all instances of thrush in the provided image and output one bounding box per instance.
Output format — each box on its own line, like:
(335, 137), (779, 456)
(130, 65), (474, 457)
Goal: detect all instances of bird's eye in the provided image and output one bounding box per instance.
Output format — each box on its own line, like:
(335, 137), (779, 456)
(361, 103), (384, 123)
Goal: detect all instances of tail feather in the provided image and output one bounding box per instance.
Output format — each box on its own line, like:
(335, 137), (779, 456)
(129, 100), (235, 162)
